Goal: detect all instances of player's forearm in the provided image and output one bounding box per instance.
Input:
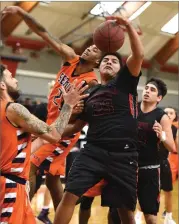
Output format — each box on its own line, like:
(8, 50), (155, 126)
(15, 6), (75, 60)
(50, 103), (73, 140)
(31, 137), (44, 154)
(69, 114), (78, 123)
(163, 138), (176, 153)
(126, 22), (144, 59)
(16, 7), (47, 35)
(62, 120), (86, 138)
(61, 124), (79, 137)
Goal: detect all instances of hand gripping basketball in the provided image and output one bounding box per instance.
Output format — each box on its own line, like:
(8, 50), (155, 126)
(93, 16), (126, 52)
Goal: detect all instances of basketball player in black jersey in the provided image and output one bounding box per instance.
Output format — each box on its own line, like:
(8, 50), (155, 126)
(53, 15), (144, 224)
(102, 78), (176, 224)
(159, 107), (178, 224)
(136, 78), (176, 224)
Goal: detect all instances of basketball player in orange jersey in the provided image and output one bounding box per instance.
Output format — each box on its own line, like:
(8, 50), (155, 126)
(166, 108), (178, 183)
(2, 5), (103, 211)
(0, 64), (88, 224)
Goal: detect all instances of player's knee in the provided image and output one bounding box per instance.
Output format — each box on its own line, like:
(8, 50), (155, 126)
(80, 197), (94, 210)
(144, 214), (157, 224)
(61, 191), (79, 206)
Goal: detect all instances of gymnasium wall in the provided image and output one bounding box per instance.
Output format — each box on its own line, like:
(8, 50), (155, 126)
(0, 46), (61, 73)
(1, 46), (178, 108)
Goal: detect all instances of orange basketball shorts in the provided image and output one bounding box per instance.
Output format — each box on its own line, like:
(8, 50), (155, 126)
(31, 134), (80, 176)
(168, 153), (178, 183)
(0, 176), (36, 224)
(84, 179), (107, 197)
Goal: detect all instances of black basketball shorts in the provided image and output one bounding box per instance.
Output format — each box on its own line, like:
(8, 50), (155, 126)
(160, 159), (173, 192)
(65, 143), (138, 210)
(137, 167), (160, 215)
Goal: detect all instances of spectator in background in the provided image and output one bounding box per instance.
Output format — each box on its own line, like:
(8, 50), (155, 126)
(160, 107), (178, 224)
(23, 97), (34, 113)
(36, 99), (42, 105)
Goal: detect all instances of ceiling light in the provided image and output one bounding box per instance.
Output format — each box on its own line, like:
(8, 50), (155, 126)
(129, 2), (152, 21)
(161, 14), (178, 34)
(40, 1), (51, 6)
(90, 2), (124, 16)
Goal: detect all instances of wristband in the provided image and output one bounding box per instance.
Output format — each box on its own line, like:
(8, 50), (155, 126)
(161, 131), (166, 142)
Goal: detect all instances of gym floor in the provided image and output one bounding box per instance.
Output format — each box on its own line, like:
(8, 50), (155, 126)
(32, 181), (178, 224)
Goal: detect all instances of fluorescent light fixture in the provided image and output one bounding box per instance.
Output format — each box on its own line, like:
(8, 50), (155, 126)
(90, 2), (124, 16)
(129, 2), (152, 21)
(40, 1), (51, 6)
(161, 14), (178, 34)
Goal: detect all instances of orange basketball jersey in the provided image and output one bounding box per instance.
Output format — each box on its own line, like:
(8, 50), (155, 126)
(0, 100), (31, 180)
(172, 121), (178, 128)
(169, 121), (178, 183)
(31, 56), (98, 175)
(47, 56), (97, 125)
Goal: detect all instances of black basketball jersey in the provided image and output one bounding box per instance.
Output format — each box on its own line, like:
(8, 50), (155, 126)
(159, 125), (177, 160)
(138, 104), (166, 166)
(33, 103), (48, 122)
(78, 65), (141, 151)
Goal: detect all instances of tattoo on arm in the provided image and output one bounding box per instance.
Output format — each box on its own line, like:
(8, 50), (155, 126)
(52, 104), (73, 136)
(23, 12), (47, 32)
(11, 102), (72, 138)
(22, 12), (62, 44)
(11, 103), (52, 135)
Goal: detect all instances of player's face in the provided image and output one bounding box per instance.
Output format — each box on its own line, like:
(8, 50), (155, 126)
(164, 108), (176, 122)
(81, 45), (102, 62)
(99, 55), (120, 80)
(3, 69), (20, 100)
(142, 83), (162, 104)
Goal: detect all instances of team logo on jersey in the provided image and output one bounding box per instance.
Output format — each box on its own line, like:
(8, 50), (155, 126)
(53, 73), (71, 109)
(92, 99), (114, 116)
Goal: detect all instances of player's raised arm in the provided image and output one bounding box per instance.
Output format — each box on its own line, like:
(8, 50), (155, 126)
(2, 6), (76, 61)
(107, 16), (144, 77)
(6, 81), (89, 144)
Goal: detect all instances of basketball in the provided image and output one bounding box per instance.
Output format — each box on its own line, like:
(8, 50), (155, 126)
(93, 20), (125, 52)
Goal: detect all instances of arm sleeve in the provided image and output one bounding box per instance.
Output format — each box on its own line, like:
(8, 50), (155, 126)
(114, 64), (142, 95)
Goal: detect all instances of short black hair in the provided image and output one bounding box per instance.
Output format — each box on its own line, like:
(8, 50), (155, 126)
(99, 52), (123, 68)
(146, 77), (167, 98)
(0, 64), (6, 81)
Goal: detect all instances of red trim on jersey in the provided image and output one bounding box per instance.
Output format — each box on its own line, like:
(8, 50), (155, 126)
(129, 94), (135, 117)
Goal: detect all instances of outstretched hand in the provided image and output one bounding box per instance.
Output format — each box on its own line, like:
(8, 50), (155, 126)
(1, 6), (20, 15)
(106, 15), (130, 26)
(1, 6), (21, 21)
(62, 80), (89, 108)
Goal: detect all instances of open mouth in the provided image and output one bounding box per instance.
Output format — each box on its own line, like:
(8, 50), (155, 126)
(144, 94), (149, 98)
(104, 66), (112, 70)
